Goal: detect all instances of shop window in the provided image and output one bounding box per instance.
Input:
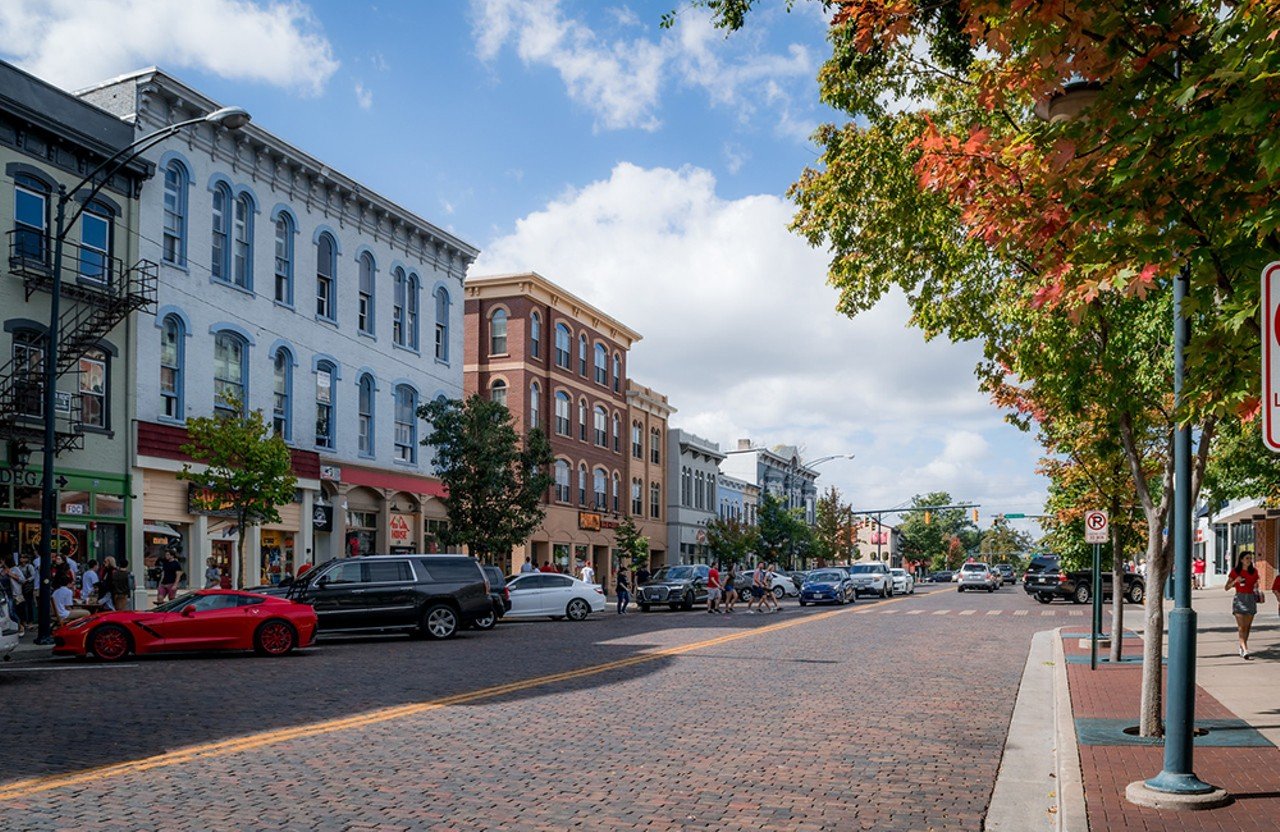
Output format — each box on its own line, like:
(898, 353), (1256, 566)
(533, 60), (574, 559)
(95, 493), (125, 517)
(347, 510), (378, 557)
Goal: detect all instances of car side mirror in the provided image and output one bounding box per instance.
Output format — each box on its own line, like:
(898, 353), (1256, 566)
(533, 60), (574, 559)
(181, 606), (195, 617)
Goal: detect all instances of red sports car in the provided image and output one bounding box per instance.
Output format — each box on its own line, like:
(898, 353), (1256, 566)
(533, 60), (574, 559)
(53, 590), (317, 661)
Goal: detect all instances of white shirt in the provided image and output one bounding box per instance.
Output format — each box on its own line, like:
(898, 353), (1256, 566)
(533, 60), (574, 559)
(65, 557), (79, 579)
(580, 566), (595, 584)
(82, 569), (100, 598)
(52, 585), (74, 619)
(520, 561), (536, 573)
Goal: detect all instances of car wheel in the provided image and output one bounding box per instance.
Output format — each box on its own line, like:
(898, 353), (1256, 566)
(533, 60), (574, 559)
(682, 593), (695, 611)
(987, 586), (994, 593)
(800, 599), (808, 607)
(472, 610), (497, 630)
(1036, 592), (1053, 604)
(89, 624), (131, 662)
(957, 586), (964, 593)
(566, 598), (591, 621)
(639, 603), (651, 612)
(1073, 584), (1091, 605)
(772, 585), (785, 601)
(254, 620), (297, 655)
(1126, 583), (1145, 605)
(420, 604), (459, 639)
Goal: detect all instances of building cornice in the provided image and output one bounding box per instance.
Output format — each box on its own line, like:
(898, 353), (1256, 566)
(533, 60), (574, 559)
(466, 272), (642, 348)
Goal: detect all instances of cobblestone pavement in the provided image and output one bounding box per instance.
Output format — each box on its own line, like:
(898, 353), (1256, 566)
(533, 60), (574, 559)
(0, 584), (1095, 831)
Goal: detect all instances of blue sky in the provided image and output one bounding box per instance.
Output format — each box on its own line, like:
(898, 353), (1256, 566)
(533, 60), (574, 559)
(0, 0), (1049, 531)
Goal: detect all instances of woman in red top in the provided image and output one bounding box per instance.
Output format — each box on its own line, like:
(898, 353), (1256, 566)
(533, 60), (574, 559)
(1225, 553), (1260, 659)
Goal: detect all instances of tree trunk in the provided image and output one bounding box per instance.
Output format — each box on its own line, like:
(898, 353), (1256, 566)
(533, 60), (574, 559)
(235, 515), (248, 590)
(1138, 528), (1169, 736)
(1109, 516), (1125, 664)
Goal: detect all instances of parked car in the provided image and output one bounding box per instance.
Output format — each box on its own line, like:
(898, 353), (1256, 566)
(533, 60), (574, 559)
(0, 592), (19, 661)
(52, 589), (317, 661)
(993, 564), (1016, 585)
(285, 554), (492, 639)
(848, 562), (894, 598)
(784, 570), (809, 593)
(473, 565), (510, 630)
(639, 564), (710, 611)
(957, 563), (998, 592)
(503, 573), (606, 620)
(889, 568), (915, 595)
(732, 566), (801, 602)
(799, 569), (856, 606)
(928, 570), (955, 584)
(1021, 554), (1146, 604)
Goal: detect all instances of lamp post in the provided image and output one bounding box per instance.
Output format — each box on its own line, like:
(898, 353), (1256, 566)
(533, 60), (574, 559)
(33, 107), (251, 644)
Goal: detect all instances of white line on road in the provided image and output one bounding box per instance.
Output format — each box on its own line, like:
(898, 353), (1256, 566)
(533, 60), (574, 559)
(959, 609), (976, 616)
(879, 608), (898, 614)
(932, 610), (950, 615)
(1041, 611), (1055, 616)
(1069, 611), (1084, 616)
(1013, 610), (1029, 616)
(987, 610), (1002, 616)
(906, 610), (924, 615)
(0, 663), (139, 673)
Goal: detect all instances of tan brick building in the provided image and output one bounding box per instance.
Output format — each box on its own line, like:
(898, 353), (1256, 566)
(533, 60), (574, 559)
(464, 272), (641, 578)
(626, 381), (674, 569)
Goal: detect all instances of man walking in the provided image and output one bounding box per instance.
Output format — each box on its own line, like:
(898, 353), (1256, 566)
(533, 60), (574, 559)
(156, 550), (183, 604)
(615, 566), (631, 614)
(520, 559), (536, 574)
(580, 561), (595, 586)
(706, 562), (721, 613)
(722, 563), (737, 613)
(748, 562), (766, 613)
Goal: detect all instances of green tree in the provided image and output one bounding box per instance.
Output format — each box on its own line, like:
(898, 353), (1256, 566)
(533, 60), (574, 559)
(898, 492), (976, 566)
(705, 516), (760, 566)
(178, 397), (297, 588)
(979, 516), (1033, 565)
(812, 485), (849, 564)
(420, 395), (554, 563)
(613, 514), (651, 572)
(757, 493), (807, 568)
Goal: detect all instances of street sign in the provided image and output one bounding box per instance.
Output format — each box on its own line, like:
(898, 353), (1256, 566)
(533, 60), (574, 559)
(1084, 510), (1109, 544)
(1263, 261), (1280, 451)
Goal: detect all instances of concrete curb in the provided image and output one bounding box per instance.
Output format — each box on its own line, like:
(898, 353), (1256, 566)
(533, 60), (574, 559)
(1053, 627), (1089, 832)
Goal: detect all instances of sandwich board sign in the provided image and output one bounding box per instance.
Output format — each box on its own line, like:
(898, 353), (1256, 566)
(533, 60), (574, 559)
(1084, 510), (1109, 544)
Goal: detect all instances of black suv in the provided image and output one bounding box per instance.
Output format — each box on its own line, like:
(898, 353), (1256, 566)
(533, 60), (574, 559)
(637, 564), (710, 611)
(286, 555), (492, 639)
(473, 565), (509, 631)
(1022, 555), (1146, 605)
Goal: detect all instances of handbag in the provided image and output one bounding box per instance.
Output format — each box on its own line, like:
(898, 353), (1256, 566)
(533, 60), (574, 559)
(1255, 588), (1266, 603)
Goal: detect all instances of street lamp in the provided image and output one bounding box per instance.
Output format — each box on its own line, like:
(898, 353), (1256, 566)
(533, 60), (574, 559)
(33, 106), (251, 644)
(1034, 77), (1224, 806)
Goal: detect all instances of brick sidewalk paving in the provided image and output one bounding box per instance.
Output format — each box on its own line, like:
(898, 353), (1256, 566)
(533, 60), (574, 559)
(1064, 631), (1280, 831)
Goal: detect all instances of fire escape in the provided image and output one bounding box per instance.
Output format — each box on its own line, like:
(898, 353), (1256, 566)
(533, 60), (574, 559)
(1, 230), (157, 454)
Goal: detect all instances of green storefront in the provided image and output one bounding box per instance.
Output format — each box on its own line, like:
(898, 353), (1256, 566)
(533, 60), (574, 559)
(0, 465), (131, 569)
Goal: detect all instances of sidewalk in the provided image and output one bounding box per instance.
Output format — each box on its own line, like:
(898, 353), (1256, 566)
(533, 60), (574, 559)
(1062, 590), (1280, 831)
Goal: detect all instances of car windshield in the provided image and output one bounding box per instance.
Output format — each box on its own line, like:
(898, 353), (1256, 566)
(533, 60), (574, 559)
(652, 567), (694, 582)
(1027, 557), (1058, 572)
(807, 571), (844, 583)
(849, 564), (879, 574)
(890, 569), (906, 576)
(962, 564), (987, 572)
(153, 593), (201, 612)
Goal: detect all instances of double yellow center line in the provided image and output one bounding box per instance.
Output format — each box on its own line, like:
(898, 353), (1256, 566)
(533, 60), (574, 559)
(0, 597), (908, 801)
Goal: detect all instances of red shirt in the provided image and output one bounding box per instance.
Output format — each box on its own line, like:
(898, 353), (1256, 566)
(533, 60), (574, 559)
(1193, 559), (1205, 574)
(707, 568), (720, 589)
(539, 564), (555, 573)
(1228, 569), (1259, 594)
(1271, 575), (1280, 593)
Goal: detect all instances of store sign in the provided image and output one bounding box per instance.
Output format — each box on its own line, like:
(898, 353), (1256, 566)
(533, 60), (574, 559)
(320, 465), (342, 482)
(0, 468), (41, 487)
(312, 505), (333, 532)
(389, 513), (413, 545)
(187, 483), (238, 518)
(578, 512), (601, 531)
(54, 391), (71, 413)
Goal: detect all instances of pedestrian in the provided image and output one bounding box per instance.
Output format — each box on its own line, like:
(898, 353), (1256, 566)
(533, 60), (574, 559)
(763, 563), (781, 613)
(1273, 570), (1280, 617)
(615, 566), (631, 614)
(102, 557), (130, 611)
(1193, 556), (1206, 590)
(18, 555), (36, 625)
(81, 559), (100, 604)
(580, 561), (595, 585)
(1225, 553), (1261, 659)
(540, 561), (556, 573)
(637, 563), (651, 586)
(520, 559), (536, 574)
(51, 574), (88, 626)
(4, 555), (25, 636)
(748, 562), (766, 613)
(204, 557), (220, 589)
(156, 550), (183, 604)
(723, 563), (737, 613)
(64, 553), (79, 581)
(706, 562), (721, 613)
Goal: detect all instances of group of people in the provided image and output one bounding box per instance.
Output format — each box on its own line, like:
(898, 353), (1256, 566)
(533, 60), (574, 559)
(3, 551), (131, 635)
(605, 561), (787, 616)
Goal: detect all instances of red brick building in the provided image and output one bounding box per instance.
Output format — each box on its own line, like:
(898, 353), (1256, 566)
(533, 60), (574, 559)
(464, 272), (642, 577)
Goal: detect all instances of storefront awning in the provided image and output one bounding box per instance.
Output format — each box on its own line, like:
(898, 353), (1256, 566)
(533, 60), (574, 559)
(143, 523), (183, 539)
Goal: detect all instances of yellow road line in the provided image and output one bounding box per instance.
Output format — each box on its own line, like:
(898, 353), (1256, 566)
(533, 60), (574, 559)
(0, 597), (916, 801)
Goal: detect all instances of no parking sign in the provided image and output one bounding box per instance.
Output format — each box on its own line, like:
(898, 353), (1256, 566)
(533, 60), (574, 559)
(1084, 510), (1109, 544)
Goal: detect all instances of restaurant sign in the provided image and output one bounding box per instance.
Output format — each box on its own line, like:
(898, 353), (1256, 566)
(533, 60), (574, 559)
(578, 512), (620, 531)
(187, 483), (238, 518)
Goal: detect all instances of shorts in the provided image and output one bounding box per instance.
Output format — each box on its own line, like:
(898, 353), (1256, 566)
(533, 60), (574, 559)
(1232, 593), (1258, 616)
(708, 588), (721, 601)
(158, 583), (178, 601)
(750, 586), (765, 599)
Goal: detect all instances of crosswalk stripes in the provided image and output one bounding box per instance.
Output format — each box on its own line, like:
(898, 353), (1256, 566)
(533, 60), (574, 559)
(1013, 610), (1029, 616)
(1041, 611), (1055, 616)
(862, 606), (1081, 617)
(906, 610), (924, 615)
(932, 610), (950, 615)
(1068, 611), (1084, 616)
(958, 609), (976, 616)
(986, 610), (1001, 616)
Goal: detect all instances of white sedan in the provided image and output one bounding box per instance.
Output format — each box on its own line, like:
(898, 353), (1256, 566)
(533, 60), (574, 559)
(503, 573), (607, 621)
(889, 568), (915, 595)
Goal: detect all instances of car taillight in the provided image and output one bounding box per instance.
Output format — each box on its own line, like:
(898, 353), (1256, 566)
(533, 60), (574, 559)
(502, 587), (510, 601)
(593, 586), (605, 595)
(1059, 572), (1068, 582)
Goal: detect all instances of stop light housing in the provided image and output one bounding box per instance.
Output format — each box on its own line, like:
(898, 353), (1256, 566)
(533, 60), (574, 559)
(972, 509), (979, 523)
(924, 511), (932, 525)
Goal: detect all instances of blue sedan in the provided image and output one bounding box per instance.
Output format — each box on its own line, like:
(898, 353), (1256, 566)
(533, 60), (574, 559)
(798, 569), (856, 606)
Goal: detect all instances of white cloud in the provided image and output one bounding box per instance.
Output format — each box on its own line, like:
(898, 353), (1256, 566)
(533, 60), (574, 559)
(354, 81), (373, 110)
(723, 142), (748, 174)
(473, 162), (1048, 516)
(469, 0), (819, 138)
(0, 0), (338, 95)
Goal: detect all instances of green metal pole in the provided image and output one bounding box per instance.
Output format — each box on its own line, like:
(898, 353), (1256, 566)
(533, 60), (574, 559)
(34, 188), (66, 645)
(1091, 542), (1100, 670)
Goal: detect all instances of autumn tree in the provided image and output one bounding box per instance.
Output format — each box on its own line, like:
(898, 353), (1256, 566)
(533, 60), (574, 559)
(705, 516), (760, 567)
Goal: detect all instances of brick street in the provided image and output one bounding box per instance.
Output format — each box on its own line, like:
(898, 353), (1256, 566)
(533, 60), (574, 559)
(1, 585), (1079, 831)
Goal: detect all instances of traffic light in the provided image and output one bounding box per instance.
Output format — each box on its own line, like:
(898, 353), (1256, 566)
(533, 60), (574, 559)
(924, 511), (932, 525)
(972, 509), (979, 523)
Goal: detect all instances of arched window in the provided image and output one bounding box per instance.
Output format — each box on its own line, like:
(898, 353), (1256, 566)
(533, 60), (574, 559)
(529, 381), (541, 429)
(316, 233), (336, 320)
(272, 347), (292, 440)
(578, 398), (587, 441)
(159, 314), (184, 419)
(357, 252), (375, 335)
(78, 348), (108, 428)
(490, 378), (508, 409)
(611, 471), (620, 512)
(578, 463), (588, 505)
(231, 193), (253, 289)
(593, 467), (607, 510)
(529, 312), (542, 358)
(706, 474), (716, 508)
(77, 202), (112, 284)
(593, 343), (607, 385)
(632, 422), (642, 458)
(490, 308), (508, 355)
(162, 161), (188, 265)
(315, 361), (336, 449)
(358, 374), (375, 456)
(392, 267), (406, 345)
(434, 287), (450, 361)
(13, 174), (50, 264)
(611, 412), (620, 452)
(681, 467), (692, 507)
(631, 478), (643, 515)
(613, 352), (622, 393)
(394, 384), (418, 463)
(210, 182), (231, 283)
(407, 273), (420, 349)
(554, 323), (571, 368)
(213, 331), (247, 414)
(554, 460), (571, 502)
(650, 427), (661, 464)
(593, 405), (607, 446)
(650, 481), (661, 518)
(578, 334), (588, 375)
(554, 391), (571, 435)
(273, 213), (294, 304)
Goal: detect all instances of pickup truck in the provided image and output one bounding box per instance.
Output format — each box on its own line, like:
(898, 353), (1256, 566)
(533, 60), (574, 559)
(1022, 555), (1145, 605)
